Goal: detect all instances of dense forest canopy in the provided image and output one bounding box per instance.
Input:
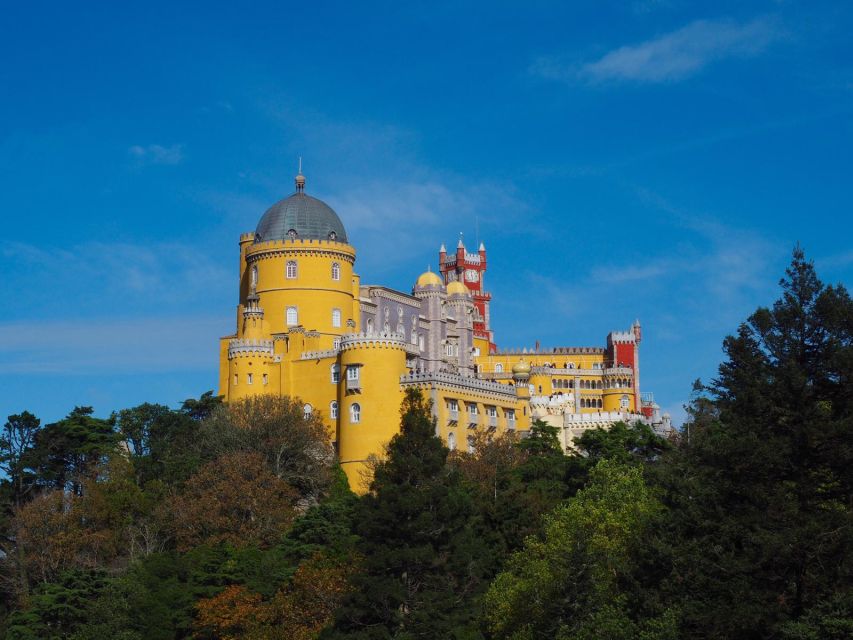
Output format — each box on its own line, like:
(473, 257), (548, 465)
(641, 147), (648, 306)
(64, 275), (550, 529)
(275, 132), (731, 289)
(0, 248), (850, 639)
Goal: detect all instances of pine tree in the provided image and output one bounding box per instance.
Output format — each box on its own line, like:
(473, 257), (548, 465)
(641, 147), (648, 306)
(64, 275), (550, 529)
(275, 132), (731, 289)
(660, 247), (853, 637)
(324, 389), (492, 639)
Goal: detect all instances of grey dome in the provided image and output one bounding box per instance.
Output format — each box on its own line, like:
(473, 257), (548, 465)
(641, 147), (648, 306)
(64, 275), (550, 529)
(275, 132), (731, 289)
(254, 187), (347, 244)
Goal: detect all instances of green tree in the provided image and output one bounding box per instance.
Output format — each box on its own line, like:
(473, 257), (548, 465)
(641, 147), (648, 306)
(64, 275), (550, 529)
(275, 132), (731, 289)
(573, 420), (670, 468)
(657, 247), (853, 637)
(484, 459), (674, 640)
(32, 407), (118, 496)
(325, 389), (493, 639)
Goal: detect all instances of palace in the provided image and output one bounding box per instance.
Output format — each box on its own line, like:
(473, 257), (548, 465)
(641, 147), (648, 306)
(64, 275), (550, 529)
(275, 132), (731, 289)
(218, 171), (669, 489)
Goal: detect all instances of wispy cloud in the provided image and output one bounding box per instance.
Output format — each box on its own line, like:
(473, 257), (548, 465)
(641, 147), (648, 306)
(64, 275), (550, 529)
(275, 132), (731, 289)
(0, 241), (232, 313)
(128, 143), (185, 165)
(0, 316), (226, 374)
(532, 17), (782, 85)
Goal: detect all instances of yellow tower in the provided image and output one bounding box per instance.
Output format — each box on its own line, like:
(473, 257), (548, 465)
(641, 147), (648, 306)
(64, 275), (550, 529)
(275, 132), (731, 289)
(337, 333), (409, 490)
(219, 170), (357, 425)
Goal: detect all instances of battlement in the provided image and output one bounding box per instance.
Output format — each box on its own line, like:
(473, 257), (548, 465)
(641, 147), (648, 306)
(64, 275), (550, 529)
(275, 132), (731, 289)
(340, 331), (408, 351)
(228, 338), (274, 358)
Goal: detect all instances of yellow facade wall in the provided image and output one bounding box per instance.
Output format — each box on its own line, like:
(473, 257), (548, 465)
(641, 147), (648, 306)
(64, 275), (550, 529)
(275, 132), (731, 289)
(338, 340), (408, 491)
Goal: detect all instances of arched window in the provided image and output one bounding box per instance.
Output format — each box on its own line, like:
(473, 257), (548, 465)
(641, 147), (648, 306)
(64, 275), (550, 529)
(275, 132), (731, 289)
(286, 306), (298, 326)
(330, 401), (338, 419)
(620, 395), (630, 410)
(286, 260), (298, 279)
(350, 403), (361, 424)
(330, 364), (340, 383)
(332, 308), (341, 328)
(366, 317), (374, 333)
(495, 363), (503, 373)
(247, 373), (253, 385)
(303, 403), (313, 419)
(447, 432), (456, 451)
(250, 265), (258, 288)
(331, 262), (340, 281)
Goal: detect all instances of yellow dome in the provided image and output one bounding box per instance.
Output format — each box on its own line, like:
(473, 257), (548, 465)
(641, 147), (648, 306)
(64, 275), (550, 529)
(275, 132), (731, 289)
(446, 280), (468, 295)
(512, 359), (532, 378)
(416, 270), (443, 287)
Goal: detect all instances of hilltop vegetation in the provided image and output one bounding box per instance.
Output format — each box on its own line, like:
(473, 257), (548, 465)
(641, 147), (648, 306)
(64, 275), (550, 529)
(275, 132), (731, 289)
(0, 248), (850, 639)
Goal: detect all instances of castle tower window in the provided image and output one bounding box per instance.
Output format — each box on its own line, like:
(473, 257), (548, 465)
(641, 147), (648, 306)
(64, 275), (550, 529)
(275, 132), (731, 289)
(333, 337), (341, 350)
(247, 373), (253, 385)
(330, 401), (338, 419)
(250, 265), (258, 288)
(467, 435), (475, 454)
(286, 260), (298, 279)
(620, 395), (630, 410)
(495, 363), (503, 373)
(346, 365), (361, 391)
(303, 403), (313, 419)
(262, 373), (268, 385)
(447, 399), (459, 421)
(506, 409), (516, 428)
(233, 373), (238, 386)
(350, 403), (361, 424)
(286, 306), (298, 326)
(332, 308), (342, 328)
(331, 262), (340, 280)
(447, 432), (456, 451)
(366, 318), (374, 333)
(331, 364), (340, 383)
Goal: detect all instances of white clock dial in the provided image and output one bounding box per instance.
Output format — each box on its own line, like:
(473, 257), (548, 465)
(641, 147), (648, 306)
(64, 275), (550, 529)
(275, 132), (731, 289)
(464, 269), (479, 282)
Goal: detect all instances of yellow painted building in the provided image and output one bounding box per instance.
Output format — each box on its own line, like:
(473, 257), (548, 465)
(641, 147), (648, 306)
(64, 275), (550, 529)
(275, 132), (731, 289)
(219, 171), (664, 489)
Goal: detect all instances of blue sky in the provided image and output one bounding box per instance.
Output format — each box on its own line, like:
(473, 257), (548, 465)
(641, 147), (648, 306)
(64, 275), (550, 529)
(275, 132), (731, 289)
(2, 1), (852, 425)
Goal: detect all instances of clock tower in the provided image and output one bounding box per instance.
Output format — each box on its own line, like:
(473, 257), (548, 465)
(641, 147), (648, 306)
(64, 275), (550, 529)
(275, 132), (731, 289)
(438, 235), (495, 353)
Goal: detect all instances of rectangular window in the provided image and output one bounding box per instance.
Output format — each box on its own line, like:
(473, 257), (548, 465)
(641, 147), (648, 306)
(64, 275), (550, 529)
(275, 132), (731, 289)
(233, 373), (238, 386)
(332, 308), (341, 328)
(346, 365), (361, 391)
(286, 306), (298, 326)
(333, 337), (341, 350)
(331, 364), (340, 383)
(447, 399), (459, 422)
(247, 373), (253, 385)
(262, 373), (269, 385)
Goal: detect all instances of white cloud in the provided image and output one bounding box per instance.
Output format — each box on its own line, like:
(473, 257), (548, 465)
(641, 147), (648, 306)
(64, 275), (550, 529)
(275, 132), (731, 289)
(128, 143), (185, 165)
(533, 17), (782, 85)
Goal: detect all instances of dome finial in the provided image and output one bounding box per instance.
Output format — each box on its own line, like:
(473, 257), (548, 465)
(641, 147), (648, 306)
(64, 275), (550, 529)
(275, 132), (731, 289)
(295, 157), (305, 193)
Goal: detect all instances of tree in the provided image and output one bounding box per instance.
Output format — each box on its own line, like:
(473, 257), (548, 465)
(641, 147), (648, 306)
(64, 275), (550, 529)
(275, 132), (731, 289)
(0, 412), (41, 508)
(325, 389), (493, 638)
(484, 459), (673, 640)
(572, 420), (670, 468)
(32, 407), (118, 496)
(199, 396), (334, 504)
(656, 248), (853, 637)
(169, 451), (299, 551)
(11, 491), (88, 587)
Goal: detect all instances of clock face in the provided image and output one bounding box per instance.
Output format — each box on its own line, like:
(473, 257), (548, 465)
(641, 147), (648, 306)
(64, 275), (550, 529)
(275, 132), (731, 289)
(464, 269), (479, 282)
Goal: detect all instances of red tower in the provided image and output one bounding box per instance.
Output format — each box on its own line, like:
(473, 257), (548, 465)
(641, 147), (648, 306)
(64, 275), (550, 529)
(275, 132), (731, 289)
(438, 236), (495, 353)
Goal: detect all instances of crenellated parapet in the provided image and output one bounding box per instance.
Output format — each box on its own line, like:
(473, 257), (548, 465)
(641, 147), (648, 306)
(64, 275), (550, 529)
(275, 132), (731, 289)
(340, 331), (408, 351)
(228, 338), (275, 358)
(300, 349), (340, 360)
(400, 371), (517, 401)
(245, 237), (356, 264)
